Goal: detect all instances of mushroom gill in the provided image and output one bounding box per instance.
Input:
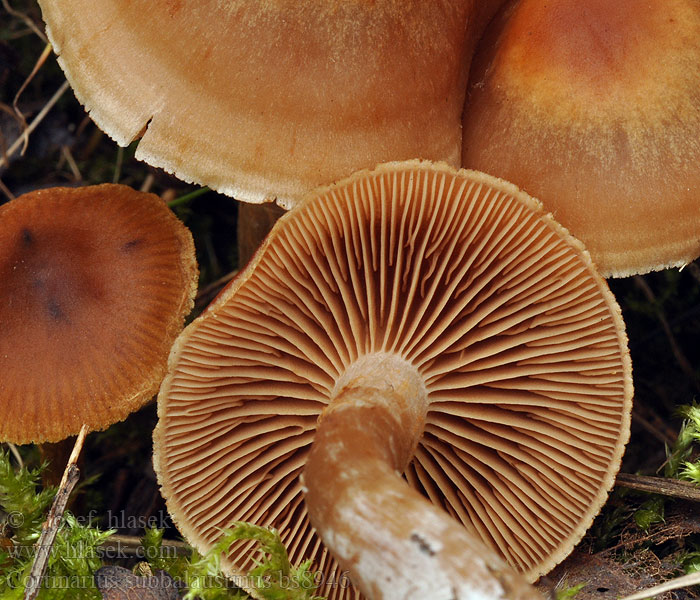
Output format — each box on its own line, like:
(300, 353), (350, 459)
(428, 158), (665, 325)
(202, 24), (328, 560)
(154, 161), (632, 599)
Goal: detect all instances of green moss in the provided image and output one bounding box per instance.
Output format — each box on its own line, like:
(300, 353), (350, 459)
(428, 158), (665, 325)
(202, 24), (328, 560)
(666, 404), (700, 481)
(171, 524), (323, 600)
(0, 451), (113, 599)
(0, 453), (324, 599)
(634, 497), (665, 531)
(555, 581), (586, 600)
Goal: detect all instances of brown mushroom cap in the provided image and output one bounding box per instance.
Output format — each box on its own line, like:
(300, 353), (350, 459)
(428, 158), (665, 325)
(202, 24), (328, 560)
(154, 161), (632, 596)
(38, 1), (504, 209)
(0, 184), (197, 443)
(461, 0), (700, 277)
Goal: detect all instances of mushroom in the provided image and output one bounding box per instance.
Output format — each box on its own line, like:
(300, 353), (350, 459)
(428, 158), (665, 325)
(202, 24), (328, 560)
(38, 1), (505, 209)
(154, 161), (632, 599)
(461, 0), (700, 277)
(0, 184), (198, 443)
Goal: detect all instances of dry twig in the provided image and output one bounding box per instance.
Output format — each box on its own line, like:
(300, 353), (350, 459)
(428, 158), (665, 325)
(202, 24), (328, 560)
(140, 173), (155, 193)
(0, 81), (70, 171)
(195, 269), (239, 304)
(620, 570), (700, 600)
(1, 0), (48, 43)
(0, 177), (15, 201)
(23, 424), (88, 600)
(6, 443), (23, 469)
(12, 43), (54, 156)
(634, 275), (700, 391)
(616, 472), (700, 502)
(60, 145), (82, 181)
(112, 145), (124, 183)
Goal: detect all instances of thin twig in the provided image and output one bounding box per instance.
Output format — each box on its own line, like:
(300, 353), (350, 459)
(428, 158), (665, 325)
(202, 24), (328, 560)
(0, 177), (16, 202)
(112, 146), (124, 183)
(633, 275), (700, 391)
(0, 102), (22, 168)
(631, 410), (676, 447)
(23, 424), (88, 600)
(0, 81), (70, 171)
(13, 43), (53, 156)
(619, 570), (700, 600)
(1, 0), (48, 43)
(615, 472), (700, 502)
(4, 27), (37, 41)
(195, 270), (239, 303)
(60, 145), (82, 181)
(140, 173), (155, 193)
(167, 186), (210, 208)
(6, 443), (23, 470)
(598, 522), (686, 556)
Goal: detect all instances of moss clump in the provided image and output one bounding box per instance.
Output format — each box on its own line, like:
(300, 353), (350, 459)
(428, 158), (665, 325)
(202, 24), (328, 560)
(0, 452), (323, 599)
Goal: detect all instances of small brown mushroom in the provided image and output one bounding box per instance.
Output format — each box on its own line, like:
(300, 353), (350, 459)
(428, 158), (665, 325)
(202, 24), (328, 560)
(38, 1), (505, 208)
(154, 161), (632, 599)
(461, 0), (700, 277)
(0, 184), (198, 443)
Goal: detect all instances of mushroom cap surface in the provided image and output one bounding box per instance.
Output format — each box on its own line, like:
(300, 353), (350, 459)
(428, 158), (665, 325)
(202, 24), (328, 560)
(154, 161), (632, 596)
(38, 0), (499, 209)
(461, 0), (700, 277)
(0, 184), (198, 443)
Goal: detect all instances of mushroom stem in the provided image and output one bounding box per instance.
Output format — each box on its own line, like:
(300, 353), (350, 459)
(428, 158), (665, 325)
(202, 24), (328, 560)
(303, 354), (541, 600)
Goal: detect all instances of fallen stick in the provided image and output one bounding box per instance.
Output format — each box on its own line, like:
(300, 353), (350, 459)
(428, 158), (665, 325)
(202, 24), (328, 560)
(620, 570), (700, 600)
(23, 424), (88, 600)
(615, 472), (700, 502)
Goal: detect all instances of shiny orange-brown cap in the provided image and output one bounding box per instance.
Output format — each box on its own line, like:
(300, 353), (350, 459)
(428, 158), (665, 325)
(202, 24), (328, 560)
(38, 1), (505, 209)
(462, 0), (700, 277)
(0, 184), (198, 443)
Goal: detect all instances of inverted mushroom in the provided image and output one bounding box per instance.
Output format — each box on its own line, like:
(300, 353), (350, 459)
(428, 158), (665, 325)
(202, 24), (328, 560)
(461, 0), (700, 277)
(38, 1), (505, 208)
(0, 184), (198, 443)
(154, 161), (632, 599)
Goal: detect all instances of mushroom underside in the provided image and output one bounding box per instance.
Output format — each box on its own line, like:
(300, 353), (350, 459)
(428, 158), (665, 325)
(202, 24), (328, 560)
(154, 162), (632, 598)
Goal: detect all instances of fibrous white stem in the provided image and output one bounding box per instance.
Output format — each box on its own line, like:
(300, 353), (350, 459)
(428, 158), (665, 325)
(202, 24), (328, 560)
(303, 353), (542, 600)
